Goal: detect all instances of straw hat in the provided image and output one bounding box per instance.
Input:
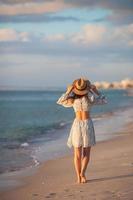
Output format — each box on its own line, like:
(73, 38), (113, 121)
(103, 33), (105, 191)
(72, 78), (90, 96)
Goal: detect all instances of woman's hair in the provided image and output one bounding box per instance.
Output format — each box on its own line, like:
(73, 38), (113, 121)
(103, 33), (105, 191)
(69, 92), (87, 99)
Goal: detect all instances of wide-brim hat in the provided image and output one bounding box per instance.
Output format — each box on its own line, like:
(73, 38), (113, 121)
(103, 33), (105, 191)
(72, 78), (91, 96)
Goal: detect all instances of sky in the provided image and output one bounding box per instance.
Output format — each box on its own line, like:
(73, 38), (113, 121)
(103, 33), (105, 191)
(0, 0), (133, 90)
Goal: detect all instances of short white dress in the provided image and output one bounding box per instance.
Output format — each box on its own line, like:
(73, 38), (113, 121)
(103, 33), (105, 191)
(57, 92), (107, 148)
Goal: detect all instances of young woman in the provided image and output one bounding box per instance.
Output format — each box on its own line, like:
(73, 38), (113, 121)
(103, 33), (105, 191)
(57, 78), (107, 184)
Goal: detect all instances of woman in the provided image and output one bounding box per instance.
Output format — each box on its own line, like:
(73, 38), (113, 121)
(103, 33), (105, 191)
(56, 78), (107, 184)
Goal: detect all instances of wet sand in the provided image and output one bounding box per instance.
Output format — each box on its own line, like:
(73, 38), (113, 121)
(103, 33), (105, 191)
(0, 122), (133, 200)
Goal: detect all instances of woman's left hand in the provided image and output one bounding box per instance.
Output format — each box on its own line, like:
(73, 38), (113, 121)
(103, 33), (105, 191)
(66, 85), (74, 95)
(90, 84), (100, 96)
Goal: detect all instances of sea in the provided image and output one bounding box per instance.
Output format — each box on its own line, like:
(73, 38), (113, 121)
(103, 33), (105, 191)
(0, 89), (133, 175)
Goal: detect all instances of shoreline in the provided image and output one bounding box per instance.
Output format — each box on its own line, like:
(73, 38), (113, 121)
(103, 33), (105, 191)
(0, 105), (132, 177)
(0, 89), (133, 175)
(0, 119), (133, 199)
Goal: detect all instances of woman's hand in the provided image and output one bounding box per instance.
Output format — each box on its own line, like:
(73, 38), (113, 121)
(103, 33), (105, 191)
(90, 84), (100, 96)
(66, 85), (74, 95)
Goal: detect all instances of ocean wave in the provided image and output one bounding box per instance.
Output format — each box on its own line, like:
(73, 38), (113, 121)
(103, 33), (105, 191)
(93, 117), (102, 122)
(20, 142), (29, 147)
(31, 155), (40, 167)
(0, 121), (70, 144)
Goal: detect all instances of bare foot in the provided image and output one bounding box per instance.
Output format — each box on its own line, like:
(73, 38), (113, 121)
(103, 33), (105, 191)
(80, 173), (87, 183)
(76, 176), (81, 184)
(81, 176), (87, 183)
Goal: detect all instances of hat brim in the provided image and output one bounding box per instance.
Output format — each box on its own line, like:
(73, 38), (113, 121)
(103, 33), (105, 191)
(73, 87), (89, 96)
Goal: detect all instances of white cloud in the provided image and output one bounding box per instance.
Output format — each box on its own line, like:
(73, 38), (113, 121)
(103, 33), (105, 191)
(0, 23), (133, 48)
(111, 24), (133, 46)
(0, 0), (133, 26)
(71, 24), (106, 45)
(0, 28), (30, 42)
(0, 29), (19, 41)
(19, 32), (30, 42)
(0, 1), (70, 15)
(71, 23), (133, 47)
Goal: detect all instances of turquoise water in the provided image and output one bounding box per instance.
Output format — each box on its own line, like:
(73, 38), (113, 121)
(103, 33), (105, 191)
(0, 89), (133, 173)
(0, 89), (132, 142)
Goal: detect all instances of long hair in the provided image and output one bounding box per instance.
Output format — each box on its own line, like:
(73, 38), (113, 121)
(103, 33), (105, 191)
(68, 92), (87, 100)
(66, 91), (93, 103)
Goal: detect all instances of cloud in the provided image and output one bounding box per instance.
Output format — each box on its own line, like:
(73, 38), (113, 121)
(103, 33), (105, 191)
(109, 23), (133, 46)
(70, 23), (133, 48)
(71, 24), (106, 45)
(19, 31), (31, 42)
(0, 14), (80, 23)
(0, 28), (30, 41)
(0, 29), (19, 41)
(0, 0), (132, 25)
(1, 0), (133, 10)
(0, 23), (133, 46)
(0, 0), (70, 15)
(0, 28), (66, 43)
(0, 0), (48, 4)
(64, 0), (133, 25)
(0, 28), (132, 88)
(64, 0), (133, 10)
(105, 10), (133, 25)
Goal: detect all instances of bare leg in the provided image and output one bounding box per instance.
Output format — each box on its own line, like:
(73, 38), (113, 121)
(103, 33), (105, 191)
(80, 147), (91, 183)
(73, 146), (82, 183)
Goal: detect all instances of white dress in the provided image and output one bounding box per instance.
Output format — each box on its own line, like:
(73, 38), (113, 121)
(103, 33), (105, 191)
(57, 92), (107, 148)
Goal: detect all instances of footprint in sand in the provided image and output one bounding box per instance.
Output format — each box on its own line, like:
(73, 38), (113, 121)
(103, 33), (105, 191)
(64, 189), (69, 192)
(49, 193), (56, 196)
(32, 193), (39, 196)
(45, 193), (56, 198)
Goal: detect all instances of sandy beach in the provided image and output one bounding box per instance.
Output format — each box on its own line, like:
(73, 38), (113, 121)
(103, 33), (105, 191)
(0, 121), (133, 200)
(0, 0), (133, 198)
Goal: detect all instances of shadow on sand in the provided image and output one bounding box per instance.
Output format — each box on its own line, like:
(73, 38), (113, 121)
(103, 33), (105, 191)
(87, 173), (133, 183)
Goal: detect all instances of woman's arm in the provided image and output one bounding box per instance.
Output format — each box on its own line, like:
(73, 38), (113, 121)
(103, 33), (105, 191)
(56, 85), (74, 107)
(87, 83), (101, 96)
(88, 84), (107, 105)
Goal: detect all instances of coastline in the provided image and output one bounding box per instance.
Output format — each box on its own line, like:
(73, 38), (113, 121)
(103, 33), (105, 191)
(0, 105), (132, 176)
(0, 119), (133, 199)
(0, 89), (133, 175)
